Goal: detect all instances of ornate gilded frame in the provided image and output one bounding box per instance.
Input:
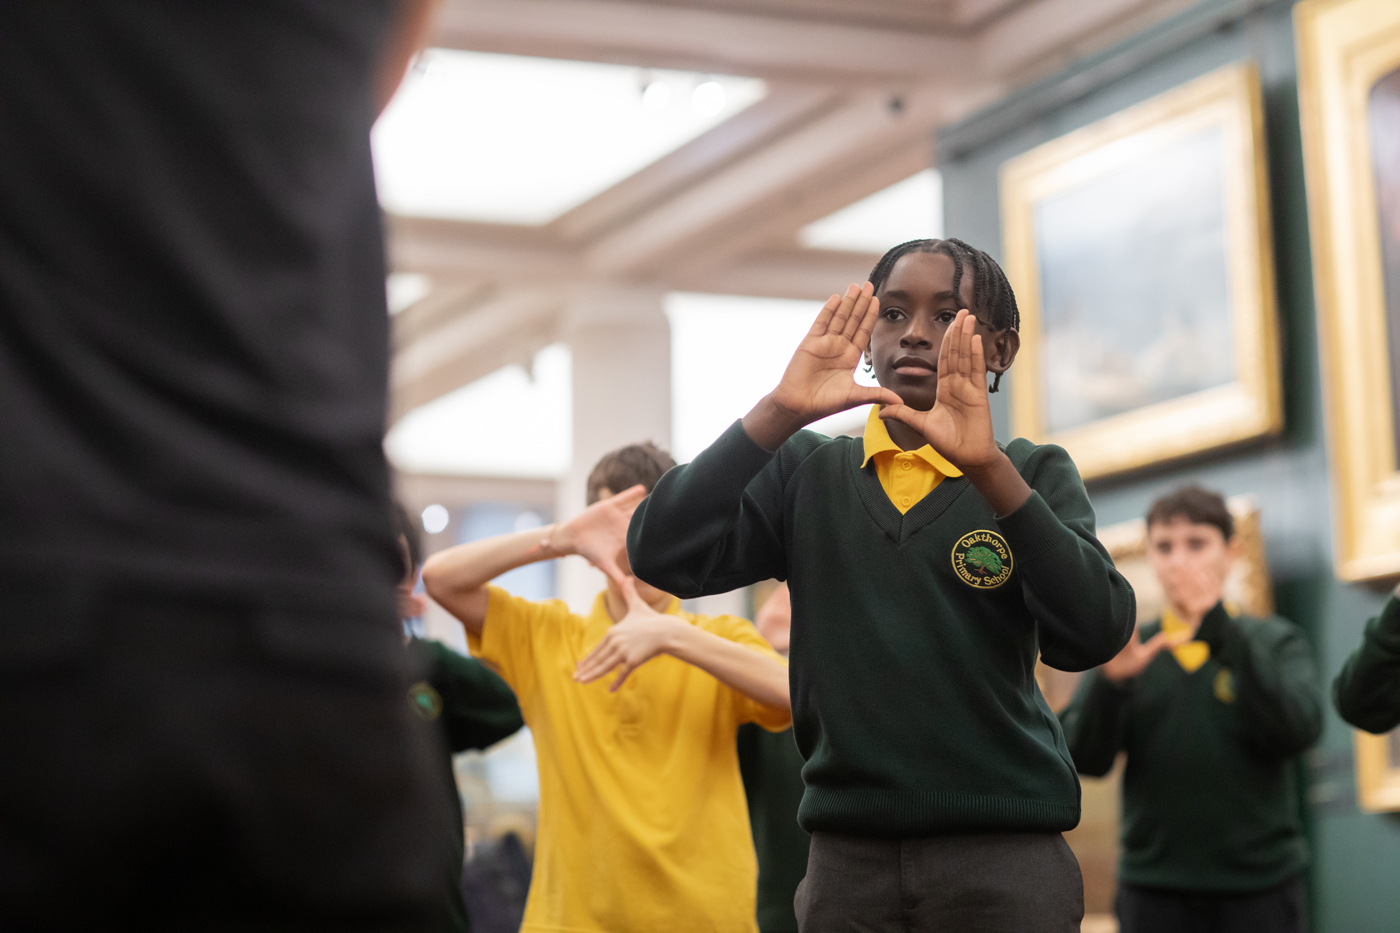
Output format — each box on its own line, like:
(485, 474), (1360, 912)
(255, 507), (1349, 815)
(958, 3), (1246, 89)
(1000, 63), (1282, 480)
(1296, 0), (1400, 581)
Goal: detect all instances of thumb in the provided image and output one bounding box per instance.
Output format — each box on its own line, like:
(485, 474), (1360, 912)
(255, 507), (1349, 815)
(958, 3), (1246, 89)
(855, 386), (903, 409)
(620, 575), (645, 611)
(878, 402), (919, 428)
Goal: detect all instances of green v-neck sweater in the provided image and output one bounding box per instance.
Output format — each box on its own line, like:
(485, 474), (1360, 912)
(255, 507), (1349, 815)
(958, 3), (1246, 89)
(1059, 606), (1321, 892)
(628, 421), (1136, 838)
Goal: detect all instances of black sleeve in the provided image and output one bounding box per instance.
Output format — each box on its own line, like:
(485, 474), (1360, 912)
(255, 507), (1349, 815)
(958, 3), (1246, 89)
(1198, 606), (1323, 758)
(999, 443), (1136, 672)
(1333, 594), (1400, 735)
(628, 421), (826, 597)
(1058, 669), (1131, 777)
(424, 641), (526, 753)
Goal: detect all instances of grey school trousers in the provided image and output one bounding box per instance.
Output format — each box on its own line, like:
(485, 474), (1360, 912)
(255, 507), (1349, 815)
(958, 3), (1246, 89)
(794, 831), (1084, 933)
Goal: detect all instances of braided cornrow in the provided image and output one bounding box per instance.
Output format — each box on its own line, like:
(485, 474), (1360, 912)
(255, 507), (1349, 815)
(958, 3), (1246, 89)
(867, 238), (1020, 392)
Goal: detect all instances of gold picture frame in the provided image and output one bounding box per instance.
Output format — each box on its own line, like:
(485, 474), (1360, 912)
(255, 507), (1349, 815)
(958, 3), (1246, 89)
(1295, 0), (1400, 581)
(1000, 63), (1282, 480)
(1354, 727), (1400, 813)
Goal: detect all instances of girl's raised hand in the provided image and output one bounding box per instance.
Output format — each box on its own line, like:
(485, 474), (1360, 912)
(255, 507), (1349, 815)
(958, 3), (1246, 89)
(743, 282), (901, 450)
(879, 309), (999, 472)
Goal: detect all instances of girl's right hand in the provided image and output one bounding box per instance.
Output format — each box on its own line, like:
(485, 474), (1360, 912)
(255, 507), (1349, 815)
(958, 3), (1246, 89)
(742, 282), (901, 450)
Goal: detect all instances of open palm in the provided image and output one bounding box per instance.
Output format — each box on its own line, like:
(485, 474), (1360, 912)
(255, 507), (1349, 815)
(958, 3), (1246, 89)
(556, 485), (647, 587)
(771, 283), (900, 424)
(880, 310), (999, 471)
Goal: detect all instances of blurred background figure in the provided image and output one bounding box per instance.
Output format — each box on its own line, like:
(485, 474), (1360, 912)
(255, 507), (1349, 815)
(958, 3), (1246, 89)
(738, 582), (811, 933)
(1060, 488), (1321, 933)
(395, 503), (525, 933)
(0, 1), (448, 929)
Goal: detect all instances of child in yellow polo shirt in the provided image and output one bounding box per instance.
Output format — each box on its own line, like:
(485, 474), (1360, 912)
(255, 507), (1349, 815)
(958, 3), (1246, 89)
(422, 443), (792, 933)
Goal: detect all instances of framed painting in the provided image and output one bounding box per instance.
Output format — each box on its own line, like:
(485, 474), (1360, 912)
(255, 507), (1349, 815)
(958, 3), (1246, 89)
(1000, 63), (1282, 480)
(1296, 0), (1400, 581)
(1037, 498), (1272, 920)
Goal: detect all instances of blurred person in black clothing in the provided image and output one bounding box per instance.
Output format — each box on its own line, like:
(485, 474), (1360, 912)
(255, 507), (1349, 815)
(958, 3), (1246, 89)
(0, 2), (451, 929)
(394, 503), (526, 933)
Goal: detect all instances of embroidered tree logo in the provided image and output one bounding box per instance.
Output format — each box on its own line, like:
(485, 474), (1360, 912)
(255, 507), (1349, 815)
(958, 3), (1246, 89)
(963, 546), (1003, 577)
(951, 531), (1013, 589)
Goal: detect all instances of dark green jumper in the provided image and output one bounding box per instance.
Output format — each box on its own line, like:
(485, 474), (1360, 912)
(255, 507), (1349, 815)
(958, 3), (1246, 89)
(628, 421), (1135, 838)
(738, 724), (810, 933)
(1334, 593), (1400, 734)
(408, 638), (526, 933)
(1059, 604), (1321, 892)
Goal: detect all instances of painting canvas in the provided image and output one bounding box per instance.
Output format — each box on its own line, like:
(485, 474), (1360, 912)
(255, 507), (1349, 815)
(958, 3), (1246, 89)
(1001, 63), (1281, 480)
(1296, 0), (1400, 580)
(1036, 127), (1235, 434)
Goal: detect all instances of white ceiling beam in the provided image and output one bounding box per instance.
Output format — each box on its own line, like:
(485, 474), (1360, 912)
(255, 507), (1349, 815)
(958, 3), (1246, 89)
(431, 0), (972, 81)
(390, 287), (568, 417)
(580, 83), (969, 276)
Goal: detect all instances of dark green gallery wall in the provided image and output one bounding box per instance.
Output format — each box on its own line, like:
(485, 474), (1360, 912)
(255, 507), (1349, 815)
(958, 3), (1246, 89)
(935, 0), (1398, 928)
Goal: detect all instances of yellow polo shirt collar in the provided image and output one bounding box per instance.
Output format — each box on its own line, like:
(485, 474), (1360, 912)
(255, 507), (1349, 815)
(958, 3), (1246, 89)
(861, 405), (962, 514)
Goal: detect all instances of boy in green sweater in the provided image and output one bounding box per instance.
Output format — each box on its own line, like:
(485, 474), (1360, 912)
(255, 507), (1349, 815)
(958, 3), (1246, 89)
(394, 504), (526, 933)
(1059, 487), (1321, 933)
(1334, 586), (1400, 734)
(629, 238), (1136, 932)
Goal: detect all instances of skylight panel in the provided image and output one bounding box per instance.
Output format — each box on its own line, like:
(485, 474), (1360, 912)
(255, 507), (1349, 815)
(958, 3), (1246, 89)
(667, 293), (877, 463)
(799, 169), (944, 254)
(373, 49), (767, 225)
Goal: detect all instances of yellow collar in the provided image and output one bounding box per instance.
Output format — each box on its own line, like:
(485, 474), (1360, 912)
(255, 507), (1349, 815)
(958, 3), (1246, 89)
(860, 405), (963, 476)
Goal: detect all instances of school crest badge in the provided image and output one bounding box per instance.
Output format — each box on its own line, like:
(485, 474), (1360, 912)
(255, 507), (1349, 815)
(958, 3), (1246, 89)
(951, 530), (1013, 589)
(408, 681), (443, 721)
(1213, 668), (1236, 704)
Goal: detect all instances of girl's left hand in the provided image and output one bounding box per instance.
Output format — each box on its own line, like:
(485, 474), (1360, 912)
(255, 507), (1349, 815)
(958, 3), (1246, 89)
(879, 310), (1000, 471)
(574, 577), (686, 691)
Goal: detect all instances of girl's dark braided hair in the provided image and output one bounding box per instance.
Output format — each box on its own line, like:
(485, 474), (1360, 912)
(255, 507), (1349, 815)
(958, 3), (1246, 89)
(867, 238), (1021, 392)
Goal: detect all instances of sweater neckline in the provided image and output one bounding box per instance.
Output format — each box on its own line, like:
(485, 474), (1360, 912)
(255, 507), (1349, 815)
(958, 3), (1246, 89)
(845, 437), (971, 543)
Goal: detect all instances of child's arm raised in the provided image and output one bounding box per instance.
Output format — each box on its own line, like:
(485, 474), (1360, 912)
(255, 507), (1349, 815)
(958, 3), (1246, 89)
(423, 485), (645, 637)
(878, 309), (1031, 515)
(881, 308), (1135, 670)
(574, 578), (790, 712)
(629, 284), (900, 597)
(743, 282), (902, 450)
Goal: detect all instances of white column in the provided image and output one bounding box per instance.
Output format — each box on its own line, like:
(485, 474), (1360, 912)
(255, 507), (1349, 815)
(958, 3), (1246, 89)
(556, 287), (672, 613)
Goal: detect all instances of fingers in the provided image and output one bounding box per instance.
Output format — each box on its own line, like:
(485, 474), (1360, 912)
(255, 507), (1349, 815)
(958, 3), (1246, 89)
(595, 552), (630, 591)
(849, 293), (881, 352)
(955, 310), (975, 377)
(841, 283), (875, 342)
(609, 484), (648, 510)
(937, 309), (960, 382)
(808, 293), (842, 338)
(610, 662), (638, 692)
(575, 639), (621, 683)
(826, 282), (864, 341)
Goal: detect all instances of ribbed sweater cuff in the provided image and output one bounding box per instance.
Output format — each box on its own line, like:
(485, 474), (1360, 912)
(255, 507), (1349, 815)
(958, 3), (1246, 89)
(992, 490), (1066, 561)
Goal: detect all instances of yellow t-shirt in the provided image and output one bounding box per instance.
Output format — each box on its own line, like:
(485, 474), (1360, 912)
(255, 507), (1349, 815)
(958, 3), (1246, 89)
(470, 586), (792, 933)
(861, 404), (962, 513)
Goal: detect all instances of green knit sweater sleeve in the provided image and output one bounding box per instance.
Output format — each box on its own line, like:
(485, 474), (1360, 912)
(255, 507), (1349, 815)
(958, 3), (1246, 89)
(629, 420), (827, 596)
(1058, 668), (1131, 777)
(1333, 593), (1400, 734)
(999, 441), (1136, 671)
(421, 640), (526, 754)
(1197, 604), (1323, 758)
